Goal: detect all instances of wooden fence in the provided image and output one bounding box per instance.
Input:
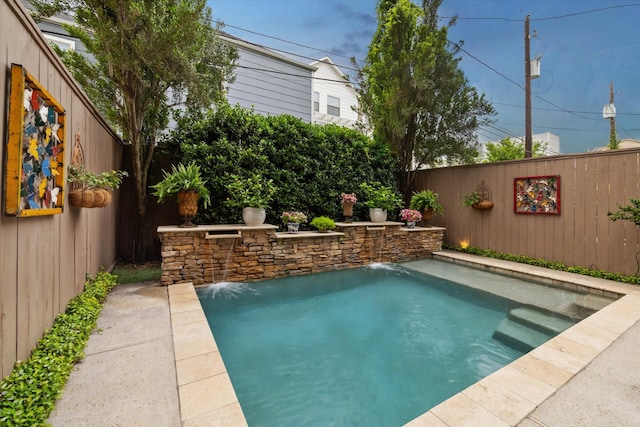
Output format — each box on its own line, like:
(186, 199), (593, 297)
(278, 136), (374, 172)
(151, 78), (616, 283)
(414, 148), (640, 277)
(1, 0), (123, 377)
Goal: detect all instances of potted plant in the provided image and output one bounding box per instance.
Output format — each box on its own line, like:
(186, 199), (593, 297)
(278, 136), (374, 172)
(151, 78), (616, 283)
(310, 216), (336, 232)
(224, 173), (277, 226)
(150, 162), (211, 227)
(359, 182), (403, 223)
(399, 209), (423, 228)
(463, 191), (493, 210)
(409, 190), (444, 221)
(68, 165), (128, 208)
(281, 211), (308, 233)
(340, 192), (357, 222)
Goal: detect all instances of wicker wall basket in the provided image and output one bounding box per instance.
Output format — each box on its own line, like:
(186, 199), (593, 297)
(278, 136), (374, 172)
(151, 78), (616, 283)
(472, 200), (494, 210)
(69, 188), (112, 208)
(68, 133), (112, 208)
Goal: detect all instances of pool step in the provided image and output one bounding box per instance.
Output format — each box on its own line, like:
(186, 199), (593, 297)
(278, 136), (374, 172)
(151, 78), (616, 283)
(508, 307), (575, 336)
(493, 307), (575, 352)
(569, 294), (613, 318)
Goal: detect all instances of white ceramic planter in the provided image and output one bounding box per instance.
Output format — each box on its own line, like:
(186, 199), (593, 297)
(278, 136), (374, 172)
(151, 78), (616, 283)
(369, 208), (388, 223)
(242, 207), (266, 226)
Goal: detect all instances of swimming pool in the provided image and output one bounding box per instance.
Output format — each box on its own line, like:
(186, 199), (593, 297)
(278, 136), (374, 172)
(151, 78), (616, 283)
(196, 261), (603, 426)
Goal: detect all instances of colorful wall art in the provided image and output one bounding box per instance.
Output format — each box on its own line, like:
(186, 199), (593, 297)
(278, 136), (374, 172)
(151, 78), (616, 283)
(514, 175), (560, 214)
(4, 64), (65, 216)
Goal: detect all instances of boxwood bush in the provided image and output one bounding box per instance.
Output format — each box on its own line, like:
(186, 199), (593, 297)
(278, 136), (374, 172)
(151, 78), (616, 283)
(0, 272), (118, 426)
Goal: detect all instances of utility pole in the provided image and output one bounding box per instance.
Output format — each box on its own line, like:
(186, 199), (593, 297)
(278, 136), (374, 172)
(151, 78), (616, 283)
(602, 81), (618, 149)
(524, 15), (532, 158)
(609, 81), (617, 148)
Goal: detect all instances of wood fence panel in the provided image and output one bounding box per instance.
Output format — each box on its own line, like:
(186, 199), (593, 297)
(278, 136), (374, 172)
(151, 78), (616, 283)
(582, 157), (598, 269)
(612, 155), (626, 273)
(595, 156), (611, 271)
(619, 153), (639, 274)
(414, 148), (640, 277)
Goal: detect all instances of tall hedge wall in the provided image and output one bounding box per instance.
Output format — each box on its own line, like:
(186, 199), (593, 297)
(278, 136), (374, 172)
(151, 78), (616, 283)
(161, 104), (400, 226)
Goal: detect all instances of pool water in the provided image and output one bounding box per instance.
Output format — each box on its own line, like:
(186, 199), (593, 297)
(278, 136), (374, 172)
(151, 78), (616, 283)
(197, 263), (537, 426)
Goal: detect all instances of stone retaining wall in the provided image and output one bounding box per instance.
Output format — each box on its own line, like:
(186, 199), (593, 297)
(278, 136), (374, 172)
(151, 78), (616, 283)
(157, 222), (445, 285)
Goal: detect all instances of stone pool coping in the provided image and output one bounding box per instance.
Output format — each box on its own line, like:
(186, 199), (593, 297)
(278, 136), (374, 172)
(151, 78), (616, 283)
(167, 251), (640, 426)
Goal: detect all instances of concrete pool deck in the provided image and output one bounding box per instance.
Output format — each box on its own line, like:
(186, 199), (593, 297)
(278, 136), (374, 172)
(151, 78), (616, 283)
(48, 251), (640, 426)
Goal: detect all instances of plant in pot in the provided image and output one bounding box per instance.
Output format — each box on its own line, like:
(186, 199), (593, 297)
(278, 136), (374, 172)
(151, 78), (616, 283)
(150, 162), (211, 228)
(281, 211), (307, 233)
(399, 209), (423, 228)
(310, 216), (336, 232)
(68, 165), (128, 208)
(340, 192), (357, 222)
(409, 190), (444, 222)
(224, 173), (277, 226)
(359, 182), (403, 223)
(463, 191), (493, 210)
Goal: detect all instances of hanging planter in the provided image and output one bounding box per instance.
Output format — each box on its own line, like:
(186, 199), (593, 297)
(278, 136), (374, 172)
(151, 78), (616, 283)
(67, 134), (127, 208)
(463, 182), (494, 211)
(472, 200), (494, 210)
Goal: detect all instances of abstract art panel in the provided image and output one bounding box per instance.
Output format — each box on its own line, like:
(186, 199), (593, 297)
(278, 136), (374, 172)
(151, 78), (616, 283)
(514, 175), (560, 215)
(4, 64), (65, 216)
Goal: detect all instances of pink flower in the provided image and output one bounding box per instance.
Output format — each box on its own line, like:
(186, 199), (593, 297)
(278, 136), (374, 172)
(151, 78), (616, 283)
(400, 209), (422, 222)
(340, 193), (357, 204)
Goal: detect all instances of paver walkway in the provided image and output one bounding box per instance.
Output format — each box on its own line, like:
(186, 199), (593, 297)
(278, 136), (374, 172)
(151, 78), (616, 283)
(48, 282), (181, 426)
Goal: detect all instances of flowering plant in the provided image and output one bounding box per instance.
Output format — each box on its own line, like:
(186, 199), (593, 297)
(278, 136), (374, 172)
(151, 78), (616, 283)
(281, 211), (307, 223)
(340, 192), (357, 204)
(400, 209), (423, 222)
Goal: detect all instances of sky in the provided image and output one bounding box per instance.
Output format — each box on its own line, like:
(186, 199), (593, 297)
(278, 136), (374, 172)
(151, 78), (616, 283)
(207, 0), (640, 154)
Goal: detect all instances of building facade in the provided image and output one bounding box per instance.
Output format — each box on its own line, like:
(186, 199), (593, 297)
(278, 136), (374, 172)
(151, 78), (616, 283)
(309, 57), (362, 130)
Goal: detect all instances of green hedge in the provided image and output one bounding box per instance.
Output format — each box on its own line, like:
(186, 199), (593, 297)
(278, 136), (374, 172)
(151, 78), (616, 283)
(162, 104), (400, 225)
(448, 245), (640, 285)
(0, 272), (118, 426)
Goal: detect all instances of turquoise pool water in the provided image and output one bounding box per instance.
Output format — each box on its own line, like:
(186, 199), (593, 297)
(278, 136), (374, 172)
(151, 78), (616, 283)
(197, 263), (536, 426)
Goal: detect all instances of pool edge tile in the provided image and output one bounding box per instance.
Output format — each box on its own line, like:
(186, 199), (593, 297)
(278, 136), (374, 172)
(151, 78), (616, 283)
(428, 393), (511, 427)
(169, 283), (249, 427)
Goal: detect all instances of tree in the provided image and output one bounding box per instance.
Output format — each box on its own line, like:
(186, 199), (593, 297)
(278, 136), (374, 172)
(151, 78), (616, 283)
(30, 0), (238, 261)
(353, 0), (495, 195)
(484, 137), (548, 162)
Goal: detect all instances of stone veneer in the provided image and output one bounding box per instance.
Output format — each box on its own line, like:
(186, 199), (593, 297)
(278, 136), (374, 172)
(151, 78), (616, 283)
(157, 222), (445, 286)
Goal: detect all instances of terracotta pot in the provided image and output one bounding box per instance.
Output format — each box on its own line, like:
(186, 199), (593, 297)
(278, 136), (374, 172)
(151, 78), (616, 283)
(423, 207), (434, 221)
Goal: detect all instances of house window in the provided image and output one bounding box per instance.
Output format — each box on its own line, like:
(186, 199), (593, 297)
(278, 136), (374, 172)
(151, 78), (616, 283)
(313, 92), (320, 112)
(43, 33), (76, 51)
(327, 95), (340, 116)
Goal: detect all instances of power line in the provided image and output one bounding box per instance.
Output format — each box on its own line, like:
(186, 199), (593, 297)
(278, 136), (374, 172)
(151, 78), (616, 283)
(221, 23), (359, 71)
(235, 65), (354, 85)
(439, 4), (640, 22)
(535, 96), (599, 121)
(447, 40), (523, 90)
(494, 101), (640, 116)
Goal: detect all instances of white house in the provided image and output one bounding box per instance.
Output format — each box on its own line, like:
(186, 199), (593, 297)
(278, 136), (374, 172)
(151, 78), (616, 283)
(309, 57), (363, 130)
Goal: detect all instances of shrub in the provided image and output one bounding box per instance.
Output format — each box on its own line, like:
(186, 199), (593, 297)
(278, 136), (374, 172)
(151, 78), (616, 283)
(0, 272), (118, 426)
(310, 216), (336, 232)
(449, 245), (640, 285)
(359, 182), (403, 211)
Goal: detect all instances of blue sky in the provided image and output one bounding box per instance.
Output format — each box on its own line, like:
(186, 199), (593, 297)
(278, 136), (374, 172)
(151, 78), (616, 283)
(207, 0), (640, 154)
